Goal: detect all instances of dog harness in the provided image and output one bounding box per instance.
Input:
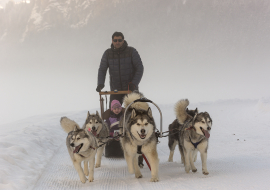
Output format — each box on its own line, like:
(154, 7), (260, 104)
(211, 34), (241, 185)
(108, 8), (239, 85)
(78, 145), (96, 158)
(189, 137), (203, 149)
(136, 145), (152, 171)
(137, 145), (142, 154)
(185, 126), (195, 131)
(185, 126), (203, 148)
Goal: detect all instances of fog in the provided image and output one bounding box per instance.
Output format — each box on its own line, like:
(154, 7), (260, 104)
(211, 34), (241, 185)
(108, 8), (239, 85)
(1, 0), (270, 125)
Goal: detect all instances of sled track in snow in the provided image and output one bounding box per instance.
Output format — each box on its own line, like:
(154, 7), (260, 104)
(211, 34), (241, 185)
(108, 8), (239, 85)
(32, 141), (270, 190)
(33, 142), (170, 190)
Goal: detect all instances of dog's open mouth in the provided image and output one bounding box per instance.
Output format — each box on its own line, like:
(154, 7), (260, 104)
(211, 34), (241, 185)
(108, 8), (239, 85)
(91, 130), (97, 137)
(73, 144), (83, 153)
(200, 127), (210, 138)
(137, 132), (146, 139)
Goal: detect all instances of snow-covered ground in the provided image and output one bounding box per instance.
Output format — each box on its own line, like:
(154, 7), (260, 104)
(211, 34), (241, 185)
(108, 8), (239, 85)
(0, 98), (270, 190)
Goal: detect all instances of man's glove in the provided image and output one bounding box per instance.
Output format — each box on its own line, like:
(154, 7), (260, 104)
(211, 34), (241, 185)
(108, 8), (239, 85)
(96, 84), (104, 92)
(129, 83), (137, 91)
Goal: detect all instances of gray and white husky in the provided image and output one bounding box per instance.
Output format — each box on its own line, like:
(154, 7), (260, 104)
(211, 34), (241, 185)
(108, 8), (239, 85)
(60, 117), (97, 183)
(82, 111), (109, 168)
(119, 91), (159, 182)
(168, 107), (198, 163)
(175, 99), (212, 175)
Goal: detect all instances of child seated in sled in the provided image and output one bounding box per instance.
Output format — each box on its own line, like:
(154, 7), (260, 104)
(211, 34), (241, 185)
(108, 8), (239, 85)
(104, 100), (124, 139)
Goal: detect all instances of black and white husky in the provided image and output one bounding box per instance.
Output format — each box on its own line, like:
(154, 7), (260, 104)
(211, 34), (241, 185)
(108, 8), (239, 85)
(172, 99), (212, 175)
(82, 111), (109, 168)
(168, 107), (198, 163)
(119, 91), (159, 182)
(60, 117), (97, 183)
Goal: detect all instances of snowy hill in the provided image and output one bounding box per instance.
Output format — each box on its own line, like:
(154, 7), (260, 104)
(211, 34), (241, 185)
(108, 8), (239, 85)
(0, 99), (270, 190)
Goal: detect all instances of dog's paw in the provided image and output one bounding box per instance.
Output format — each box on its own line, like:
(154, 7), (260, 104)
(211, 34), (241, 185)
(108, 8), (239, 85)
(168, 158), (173, 162)
(203, 171), (209, 175)
(185, 167), (190, 173)
(139, 163), (144, 168)
(80, 177), (87, 183)
(150, 177), (159, 182)
(192, 169), (197, 173)
(88, 177), (94, 182)
(135, 173), (143, 178)
(95, 164), (101, 168)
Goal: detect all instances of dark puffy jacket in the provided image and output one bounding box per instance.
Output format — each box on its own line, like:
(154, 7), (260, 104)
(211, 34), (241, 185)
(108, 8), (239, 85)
(97, 40), (144, 91)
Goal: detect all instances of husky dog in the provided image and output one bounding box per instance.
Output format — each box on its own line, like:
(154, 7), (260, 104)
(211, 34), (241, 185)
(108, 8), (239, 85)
(60, 117), (97, 183)
(119, 91), (159, 182)
(175, 99), (212, 175)
(168, 108), (198, 163)
(82, 111), (109, 168)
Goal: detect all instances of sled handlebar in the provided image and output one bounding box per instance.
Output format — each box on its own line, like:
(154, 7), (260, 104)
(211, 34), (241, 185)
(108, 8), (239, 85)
(122, 98), (163, 138)
(99, 90), (131, 95)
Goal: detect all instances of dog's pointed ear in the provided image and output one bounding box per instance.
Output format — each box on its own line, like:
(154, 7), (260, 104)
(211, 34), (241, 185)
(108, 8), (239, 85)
(131, 108), (137, 119)
(147, 107), (153, 118)
(74, 124), (79, 131)
(195, 108), (198, 114)
(96, 111), (100, 116)
(87, 111), (90, 117)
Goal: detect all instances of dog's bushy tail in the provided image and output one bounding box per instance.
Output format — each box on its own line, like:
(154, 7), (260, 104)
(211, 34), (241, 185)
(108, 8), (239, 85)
(123, 91), (149, 111)
(175, 99), (192, 124)
(60, 117), (80, 133)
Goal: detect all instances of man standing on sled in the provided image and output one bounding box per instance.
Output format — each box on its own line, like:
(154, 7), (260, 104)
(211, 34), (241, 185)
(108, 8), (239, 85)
(96, 31), (144, 105)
